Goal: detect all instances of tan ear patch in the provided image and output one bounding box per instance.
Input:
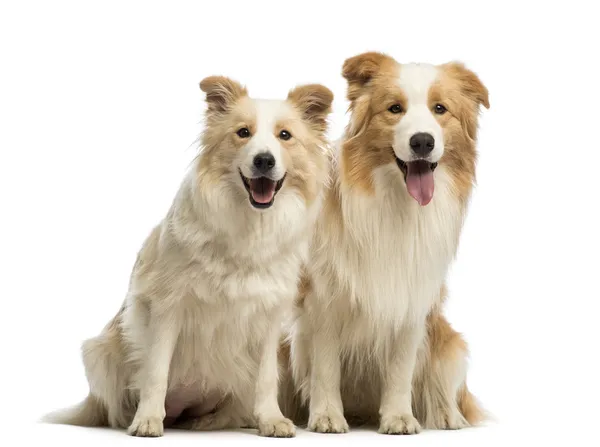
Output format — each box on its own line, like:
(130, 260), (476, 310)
(441, 62), (490, 109)
(199, 76), (248, 113)
(342, 52), (396, 101)
(287, 84), (334, 132)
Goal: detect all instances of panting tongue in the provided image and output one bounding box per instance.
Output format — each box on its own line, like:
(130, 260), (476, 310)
(250, 177), (276, 204)
(406, 160), (435, 206)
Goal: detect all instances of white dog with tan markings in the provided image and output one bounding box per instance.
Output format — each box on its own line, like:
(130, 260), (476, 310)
(286, 52), (489, 434)
(44, 76), (333, 438)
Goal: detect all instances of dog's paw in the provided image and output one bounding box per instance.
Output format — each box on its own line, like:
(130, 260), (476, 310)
(257, 417), (296, 438)
(441, 410), (469, 430)
(308, 411), (349, 433)
(127, 415), (164, 437)
(379, 413), (421, 435)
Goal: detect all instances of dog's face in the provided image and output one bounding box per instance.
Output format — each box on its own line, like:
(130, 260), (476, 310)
(342, 52), (489, 205)
(198, 76), (333, 211)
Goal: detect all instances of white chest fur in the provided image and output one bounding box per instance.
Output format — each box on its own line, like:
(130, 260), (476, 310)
(312, 165), (463, 330)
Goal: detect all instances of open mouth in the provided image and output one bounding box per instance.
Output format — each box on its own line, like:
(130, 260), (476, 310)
(239, 170), (286, 209)
(395, 157), (438, 207)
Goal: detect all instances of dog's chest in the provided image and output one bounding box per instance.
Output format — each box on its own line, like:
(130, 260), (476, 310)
(328, 168), (462, 326)
(187, 239), (306, 307)
(170, 252), (303, 390)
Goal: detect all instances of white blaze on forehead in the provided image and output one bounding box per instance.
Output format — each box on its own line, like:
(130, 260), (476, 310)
(254, 99), (295, 132)
(393, 63), (444, 164)
(397, 63), (439, 103)
(239, 99), (292, 180)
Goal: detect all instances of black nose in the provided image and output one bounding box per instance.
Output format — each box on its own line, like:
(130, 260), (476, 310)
(409, 132), (435, 157)
(253, 152), (276, 174)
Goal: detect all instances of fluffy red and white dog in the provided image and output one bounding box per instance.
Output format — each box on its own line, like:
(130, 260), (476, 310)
(285, 52), (489, 434)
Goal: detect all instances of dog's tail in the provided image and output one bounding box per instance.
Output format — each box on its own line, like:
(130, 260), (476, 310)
(42, 304), (134, 428)
(42, 394), (107, 427)
(457, 384), (485, 426)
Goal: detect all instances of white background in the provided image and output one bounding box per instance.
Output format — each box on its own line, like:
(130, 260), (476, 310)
(1, 1), (599, 446)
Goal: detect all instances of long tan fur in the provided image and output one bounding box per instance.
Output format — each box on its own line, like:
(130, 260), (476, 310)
(284, 52), (489, 434)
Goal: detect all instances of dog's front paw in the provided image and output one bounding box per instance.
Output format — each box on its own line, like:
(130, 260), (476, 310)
(379, 413), (421, 435)
(257, 417), (296, 437)
(308, 411), (349, 433)
(127, 415), (164, 437)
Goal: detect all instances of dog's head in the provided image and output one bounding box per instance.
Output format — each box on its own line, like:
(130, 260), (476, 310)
(197, 76), (333, 212)
(342, 52), (489, 205)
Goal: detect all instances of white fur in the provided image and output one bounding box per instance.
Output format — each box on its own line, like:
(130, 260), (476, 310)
(44, 93), (329, 438)
(393, 64), (445, 163)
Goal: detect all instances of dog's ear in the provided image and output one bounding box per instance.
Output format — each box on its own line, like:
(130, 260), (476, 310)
(443, 62), (490, 109)
(199, 76), (247, 113)
(287, 84), (334, 132)
(342, 52), (393, 101)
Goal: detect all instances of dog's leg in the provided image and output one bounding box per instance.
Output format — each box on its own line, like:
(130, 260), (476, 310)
(413, 309), (478, 429)
(378, 324), (424, 435)
(127, 311), (179, 437)
(254, 318), (296, 437)
(307, 328), (348, 433)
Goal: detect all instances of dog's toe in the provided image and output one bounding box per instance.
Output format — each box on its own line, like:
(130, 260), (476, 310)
(442, 410), (469, 430)
(379, 413), (421, 435)
(258, 417), (296, 437)
(127, 416), (164, 437)
(308, 412), (349, 433)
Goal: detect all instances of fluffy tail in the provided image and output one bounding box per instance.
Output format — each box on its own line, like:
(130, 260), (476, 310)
(42, 304), (134, 429)
(458, 384), (485, 426)
(42, 394), (107, 427)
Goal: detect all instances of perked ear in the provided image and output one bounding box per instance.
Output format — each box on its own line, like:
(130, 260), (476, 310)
(342, 52), (393, 101)
(199, 76), (247, 113)
(287, 84), (334, 132)
(444, 62), (490, 109)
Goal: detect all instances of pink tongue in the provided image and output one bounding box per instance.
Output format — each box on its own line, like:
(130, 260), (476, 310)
(406, 161), (435, 206)
(250, 178), (276, 204)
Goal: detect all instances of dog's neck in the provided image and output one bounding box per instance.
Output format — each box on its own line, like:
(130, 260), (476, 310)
(165, 166), (314, 265)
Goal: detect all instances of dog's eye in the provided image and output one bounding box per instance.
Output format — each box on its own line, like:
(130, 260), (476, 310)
(279, 130), (292, 141)
(434, 104), (447, 115)
(236, 127), (251, 138)
(388, 104), (403, 114)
